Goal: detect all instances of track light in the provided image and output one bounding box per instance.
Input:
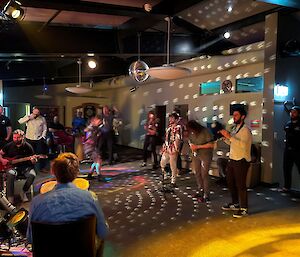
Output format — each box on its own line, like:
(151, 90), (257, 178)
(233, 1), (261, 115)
(3, 0), (25, 20)
(87, 59), (97, 69)
(223, 31), (231, 39)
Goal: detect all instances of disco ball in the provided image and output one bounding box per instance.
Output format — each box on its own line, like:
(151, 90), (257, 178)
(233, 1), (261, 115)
(129, 60), (149, 82)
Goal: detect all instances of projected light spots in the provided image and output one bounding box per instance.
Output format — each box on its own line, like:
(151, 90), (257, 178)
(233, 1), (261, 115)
(264, 68), (271, 73)
(237, 47), (243, 53)
(193, 94), (198, 99)
(262, 124), (268, 129)
(252, 130), (258, 136)
(212, 116), (218, 121)
(202, 106), (207, 112)
(226, 75), (232, 80)
(269, 162), (272, 168)
(202, 117), (208, 122)
(255, 72), (262, 77)
(179, 84), (184, 89)
(143, 91), (149, 96)
(219, 105), (224, 111)
(201, 65), (206, 70)
(157, 88), (162, 93)
(184, 95), (190, 100)
(228, 118), (234, 125)
(150, 104), (156, 109)
(169, 82), (175, 87)
(262, 109), (267, 114)
(213, 105), (218, 110)
(218, 113), (224, 119)
(215, 77), (221, 81)
(231, 101), (237, 105)
(224, 63), (230, 68)
(241, 59), (248, 64)
(188, 83), (194, 87)
(232, 60), (238, 65)
(217, 66), (223, 70)
(240, 101), (247, 105)
(194, 107), (200, 112)
(193, 67), (198, 71)
(269, 54), (276, 61)
(216, 151), (224, 156)
(163, 100), (169, 105)
(173, 98), (178, 103)
(250, 101), (257, 106)
(246, 45), (252, 51)
(236, 74), (242, 79)
(266, 42), (272, 48)
(262, 141), (269, 147)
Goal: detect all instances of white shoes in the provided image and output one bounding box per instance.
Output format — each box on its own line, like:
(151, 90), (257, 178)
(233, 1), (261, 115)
(20, 191), (29, 202)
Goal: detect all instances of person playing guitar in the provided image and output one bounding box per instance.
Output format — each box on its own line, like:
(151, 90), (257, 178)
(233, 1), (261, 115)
(0, 129), (37, 204)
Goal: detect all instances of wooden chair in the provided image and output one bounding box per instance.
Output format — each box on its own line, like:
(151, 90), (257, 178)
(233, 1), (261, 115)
(31, 215), (103, 257)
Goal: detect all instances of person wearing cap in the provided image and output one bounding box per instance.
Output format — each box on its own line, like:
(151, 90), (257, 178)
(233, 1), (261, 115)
(219, 108), (252, 218)
(282, 105), (300, 192)
(18, 107), (48, 173)
(160, 112), (182, 187)
(0, 129), (37, 203)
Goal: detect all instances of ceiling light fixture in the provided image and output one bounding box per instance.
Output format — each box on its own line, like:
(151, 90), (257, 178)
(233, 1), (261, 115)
(147, 17), (191, 80)
(3, 0), (25, 20)
(34, 77), (52, 99)
(224, 31), (231, 39)
(66, 59), (92, 94)
(129, 32), (149, 83)
(88, 59), (97, 69)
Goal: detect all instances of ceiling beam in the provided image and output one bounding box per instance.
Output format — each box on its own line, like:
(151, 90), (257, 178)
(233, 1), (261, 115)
(20, 0), (166, 19)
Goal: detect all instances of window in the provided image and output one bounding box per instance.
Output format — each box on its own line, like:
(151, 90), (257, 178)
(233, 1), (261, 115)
(200, 81), (220, 95)
(236, 76), (263, 93)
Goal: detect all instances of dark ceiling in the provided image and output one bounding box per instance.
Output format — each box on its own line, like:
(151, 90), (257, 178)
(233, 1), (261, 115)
(0, 0), (299, 87)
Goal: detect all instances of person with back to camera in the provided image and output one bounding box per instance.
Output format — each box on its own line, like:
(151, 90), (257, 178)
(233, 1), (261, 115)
(281, 104), (300, 193)
(26, 152), (109, 250)
(0, 105), (12, 150)
(219, 107), (252, 218)
(187, 120), (214, 203)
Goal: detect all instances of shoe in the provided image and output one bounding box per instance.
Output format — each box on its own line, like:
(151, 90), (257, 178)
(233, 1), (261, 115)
(87, 173), (93, 180)
(97, 175), (107, 182)
(141, 162), (147, 167)
(233, 208), (248, 218)
(170, 183), (177, 188)
(279, 187), (289, 193)
(20, 191), (29, 202)
(198, 197), (210, 203)
(192, 192), (202, 198)
(40, 169), (48, 174)
(221, 203), (240, 211)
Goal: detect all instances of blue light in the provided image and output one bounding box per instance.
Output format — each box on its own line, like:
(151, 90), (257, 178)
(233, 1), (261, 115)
(274, 84), (288, 102)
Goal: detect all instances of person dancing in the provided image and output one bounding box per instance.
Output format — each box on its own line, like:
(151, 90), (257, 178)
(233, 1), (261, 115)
(187, 120), (214, 202)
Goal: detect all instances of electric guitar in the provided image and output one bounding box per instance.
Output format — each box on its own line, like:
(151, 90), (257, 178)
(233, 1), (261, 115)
(0, 155), (48, 172)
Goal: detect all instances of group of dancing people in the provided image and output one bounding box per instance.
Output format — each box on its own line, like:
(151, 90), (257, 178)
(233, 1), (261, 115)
(142, 106), (253, 218)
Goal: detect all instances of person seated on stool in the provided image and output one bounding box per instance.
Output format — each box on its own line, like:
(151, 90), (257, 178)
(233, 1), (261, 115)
(26, 152), (109, 249)
(0, 129), (37, 203)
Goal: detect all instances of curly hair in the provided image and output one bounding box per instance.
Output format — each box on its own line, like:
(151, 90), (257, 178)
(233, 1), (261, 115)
(52, 152), (79, 183)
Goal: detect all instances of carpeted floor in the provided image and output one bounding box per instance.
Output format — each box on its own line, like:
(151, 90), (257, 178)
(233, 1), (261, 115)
(16, 146), (300, 257)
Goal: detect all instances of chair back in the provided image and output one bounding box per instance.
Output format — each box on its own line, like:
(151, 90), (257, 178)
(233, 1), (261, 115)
(32, 215), (96, 257)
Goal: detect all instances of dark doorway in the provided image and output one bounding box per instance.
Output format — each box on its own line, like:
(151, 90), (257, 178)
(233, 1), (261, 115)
(155, 105), (166, 146)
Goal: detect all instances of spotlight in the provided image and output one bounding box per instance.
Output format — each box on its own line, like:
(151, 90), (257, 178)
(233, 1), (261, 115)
(227, 6), (233, 12)
(87, 59), (97, 69)
(3, 0), (25, 20)
(223, 31), (231, 39)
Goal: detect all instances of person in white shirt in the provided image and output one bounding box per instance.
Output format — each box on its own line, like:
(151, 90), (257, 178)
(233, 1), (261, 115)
(18, 107), (48, 173)
(219, 107), (252, 218)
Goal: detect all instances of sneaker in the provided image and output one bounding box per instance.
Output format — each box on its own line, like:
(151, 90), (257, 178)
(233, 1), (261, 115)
(198, 197), (210, 203)
(278, 187), (289, 193)
(233, 208), (248, 218)
(221, 203), (240, 211)
(141, 162), (147, 167)
(20, 191), (29, 202)
(192, 192), (202, 198)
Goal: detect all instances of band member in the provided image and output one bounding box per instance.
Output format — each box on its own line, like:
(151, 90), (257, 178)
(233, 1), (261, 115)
(0, 105), (12, 150)
(0, 129), (37, 203)
(219, 107), (252, 218)
(160, 113), (181, 187)
(18, 106), (48, 173)
(141, 111), (159, 169)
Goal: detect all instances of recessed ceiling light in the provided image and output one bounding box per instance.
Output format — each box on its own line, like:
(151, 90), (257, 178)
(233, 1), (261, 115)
(224, 31), (231, 39)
